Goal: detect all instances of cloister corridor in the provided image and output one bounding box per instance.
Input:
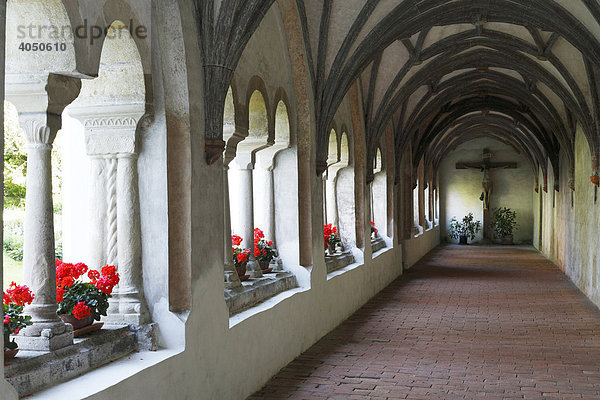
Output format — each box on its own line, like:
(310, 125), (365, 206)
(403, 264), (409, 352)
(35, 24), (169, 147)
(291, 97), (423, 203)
(251, 246), (600, 400)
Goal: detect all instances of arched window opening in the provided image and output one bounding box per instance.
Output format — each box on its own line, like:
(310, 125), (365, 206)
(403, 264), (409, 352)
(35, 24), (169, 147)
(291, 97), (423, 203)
(371, 147), (387, 254)
(224, 88), (299, 315)
(413, 177), (422, 235)
(424, 182), (431, 229)
(3, 15), (165, 394)
(65, 20), (151, 329)
(324, 129), (339, 225)
(323, 128), (355, 273)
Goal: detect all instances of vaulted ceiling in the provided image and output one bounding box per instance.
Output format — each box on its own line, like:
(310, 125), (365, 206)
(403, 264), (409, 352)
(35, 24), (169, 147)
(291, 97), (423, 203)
(299, 0), (600, 188)
(198, 0), (600, 188)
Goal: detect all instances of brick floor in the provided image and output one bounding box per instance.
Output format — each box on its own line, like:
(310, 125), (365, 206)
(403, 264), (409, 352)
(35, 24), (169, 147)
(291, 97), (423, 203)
(249, 246), (600, 400)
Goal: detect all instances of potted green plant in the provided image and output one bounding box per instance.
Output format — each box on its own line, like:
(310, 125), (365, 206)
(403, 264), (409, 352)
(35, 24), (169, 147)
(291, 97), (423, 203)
(491, 207), (518, 244)
(448, 213), (481, 244)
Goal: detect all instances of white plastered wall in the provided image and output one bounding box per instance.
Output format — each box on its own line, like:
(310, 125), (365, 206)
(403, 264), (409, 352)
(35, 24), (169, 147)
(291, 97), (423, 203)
(439, 137), (535, 244)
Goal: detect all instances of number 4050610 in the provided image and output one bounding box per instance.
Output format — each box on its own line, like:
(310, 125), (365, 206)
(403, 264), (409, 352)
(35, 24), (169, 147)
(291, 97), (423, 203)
(19, 42), (67, 52)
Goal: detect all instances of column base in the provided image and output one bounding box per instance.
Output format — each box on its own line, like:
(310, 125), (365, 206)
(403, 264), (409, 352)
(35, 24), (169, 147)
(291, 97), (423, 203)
(14, 326), (74, 352)
(102, 312), (149, 326)
(246, 260), (263, 278)
(225, 270), (242, 289)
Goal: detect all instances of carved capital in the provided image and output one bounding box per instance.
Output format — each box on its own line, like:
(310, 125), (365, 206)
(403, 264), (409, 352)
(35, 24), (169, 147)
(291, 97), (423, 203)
(206, 139), (226, 165)
(68, 104), (144, 156)
(23, 119), (54, 149)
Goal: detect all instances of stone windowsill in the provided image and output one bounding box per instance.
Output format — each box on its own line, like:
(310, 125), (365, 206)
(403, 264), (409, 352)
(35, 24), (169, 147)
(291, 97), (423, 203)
(225, 271), (298, 316)
(370, 236), (387, 254)
(325, 250), (355, 274)
(5, 325), (138, 398)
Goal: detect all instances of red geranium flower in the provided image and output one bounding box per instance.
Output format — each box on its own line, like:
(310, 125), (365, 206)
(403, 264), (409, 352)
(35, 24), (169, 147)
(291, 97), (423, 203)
(254, 228), (265, 240)
(72, 302), (91, 320)
(5, 282), (35, 306)
(237, 252), (248, 263)
(231, 235), (243, 246)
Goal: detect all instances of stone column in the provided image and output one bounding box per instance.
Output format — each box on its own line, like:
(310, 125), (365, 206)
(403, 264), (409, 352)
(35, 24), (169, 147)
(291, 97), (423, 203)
(7, 73), (81, 351)
(116, 154), (149, 324)
(325, 174), (339, 226)
(229, 166), (262, 278)
(69, 104), (149, 324)
(17, 119), (73, 350)
(224, 165), (242, 289)
(89, 158), (108, 268)
(253, 167), (276, 244)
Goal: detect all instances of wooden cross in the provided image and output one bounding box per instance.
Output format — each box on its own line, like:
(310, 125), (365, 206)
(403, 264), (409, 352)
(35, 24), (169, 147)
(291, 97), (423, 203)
(456, 148), (517, 239)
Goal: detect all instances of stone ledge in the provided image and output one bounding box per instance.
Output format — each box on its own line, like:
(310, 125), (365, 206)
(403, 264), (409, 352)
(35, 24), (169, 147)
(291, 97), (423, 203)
(5, 325), (137, 398)
(325, 251), (355, 274)
(371, 236), (387, 253)
(225, 272), (298, 316)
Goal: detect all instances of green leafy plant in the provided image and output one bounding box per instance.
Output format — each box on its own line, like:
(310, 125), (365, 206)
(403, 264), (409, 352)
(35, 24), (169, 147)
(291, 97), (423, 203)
(3, 234), (24, 261)
(491, 207), (518, 238)
(448, 213), (481, 241)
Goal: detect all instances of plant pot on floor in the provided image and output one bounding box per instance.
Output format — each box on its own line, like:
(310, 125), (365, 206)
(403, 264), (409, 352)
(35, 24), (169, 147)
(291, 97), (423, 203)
(500, 235), (513, 245)
(459, 235), (468, 245)
(60, 314), (94, 330)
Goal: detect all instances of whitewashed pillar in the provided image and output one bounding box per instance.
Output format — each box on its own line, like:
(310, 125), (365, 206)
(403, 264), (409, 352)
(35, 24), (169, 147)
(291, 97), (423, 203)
(7, 74), (81, 351)
(224, 164), (242, 288)
(18, 118), (73, 349)
(69, 105), (149, 324)
(325, 174), (339, 226)
(253, 167), (276, 244)
(229, 164), (262, 278)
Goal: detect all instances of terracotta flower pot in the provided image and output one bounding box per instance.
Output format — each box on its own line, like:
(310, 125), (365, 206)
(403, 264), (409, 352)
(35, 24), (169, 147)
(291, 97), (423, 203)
(4, 348), (18, 360)
(60, 314), (94, 330)
(235, 263), (247, 277)
(327, 242), (336, 255)
(258, 259), (274, 273)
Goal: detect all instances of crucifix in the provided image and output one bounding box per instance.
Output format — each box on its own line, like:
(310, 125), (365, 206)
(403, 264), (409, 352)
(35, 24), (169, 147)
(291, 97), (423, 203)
(456, 149), (517, 239)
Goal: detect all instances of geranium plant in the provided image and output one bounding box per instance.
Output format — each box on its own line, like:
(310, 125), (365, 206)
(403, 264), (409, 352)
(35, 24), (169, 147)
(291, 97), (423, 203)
(370, 221), (378, 237)
(232, 235), (251, 269)
(3, 282), (34, 350)
(323, 224), (341, 250)
(56, 260), (120, 321)
(254, 228), (276, 263)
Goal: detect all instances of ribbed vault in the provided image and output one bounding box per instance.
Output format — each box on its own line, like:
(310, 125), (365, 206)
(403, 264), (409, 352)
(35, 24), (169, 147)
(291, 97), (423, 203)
(296, 0), (600, 188)
(198, 0), (600, 188)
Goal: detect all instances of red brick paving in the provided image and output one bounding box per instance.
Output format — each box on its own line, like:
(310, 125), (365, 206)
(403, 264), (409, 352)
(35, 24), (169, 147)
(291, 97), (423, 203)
(249, 246), (600, 399)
